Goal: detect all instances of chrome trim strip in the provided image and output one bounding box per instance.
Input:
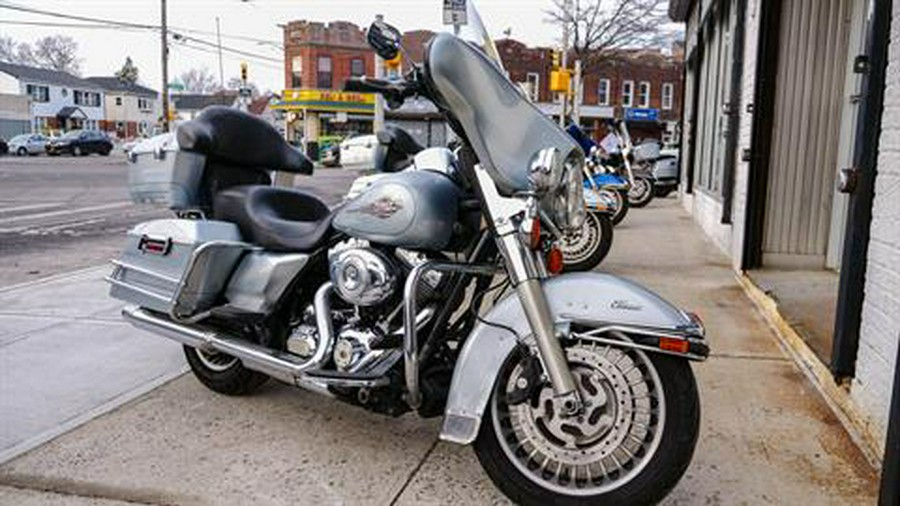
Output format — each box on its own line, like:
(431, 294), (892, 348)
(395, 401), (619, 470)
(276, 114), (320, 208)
(105, 277), (173, 304)
(109, 259), (181, 285)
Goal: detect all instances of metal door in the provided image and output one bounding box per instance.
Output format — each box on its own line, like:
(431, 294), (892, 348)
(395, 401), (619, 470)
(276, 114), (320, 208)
(762, 0), (854, 268)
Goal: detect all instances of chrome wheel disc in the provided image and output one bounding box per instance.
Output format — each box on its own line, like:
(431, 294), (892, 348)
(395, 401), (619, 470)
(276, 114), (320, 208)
(492, 341), (665, 496)
(195, 349), (239, 372)
(628, 179), (652, 201)
(560, 213), (602, 264)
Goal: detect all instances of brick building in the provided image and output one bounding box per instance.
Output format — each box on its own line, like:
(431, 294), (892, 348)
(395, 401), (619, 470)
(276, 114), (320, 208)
(283, 20), (375, 91)
(497, 38), (684, 143)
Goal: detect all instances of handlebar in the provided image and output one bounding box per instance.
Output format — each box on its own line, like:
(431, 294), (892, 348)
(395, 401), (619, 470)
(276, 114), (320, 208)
(343, 76), (417, 109)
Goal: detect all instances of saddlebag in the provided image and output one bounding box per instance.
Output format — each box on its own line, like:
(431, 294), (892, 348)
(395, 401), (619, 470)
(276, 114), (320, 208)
(107, 219), (249, 318)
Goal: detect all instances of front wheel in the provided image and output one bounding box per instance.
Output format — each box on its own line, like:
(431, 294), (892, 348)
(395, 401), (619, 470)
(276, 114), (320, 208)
(560, 212), (614, 272)
(628, 177), (655, 208)
(474, 341), (700, 506)
(72, 146), (83, 156)
(184, 345), (269, 395)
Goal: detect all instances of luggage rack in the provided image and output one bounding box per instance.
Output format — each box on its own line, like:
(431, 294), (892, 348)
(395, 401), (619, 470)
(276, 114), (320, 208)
(106, 240), (255, 321)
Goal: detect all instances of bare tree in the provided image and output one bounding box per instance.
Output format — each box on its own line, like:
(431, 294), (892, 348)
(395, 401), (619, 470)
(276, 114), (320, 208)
(0, 36), (16, 63)
(546, 0), (669, 62)
(179, 68), (221, 94)
(0, 35), (82, 74)
(32, 36), (81, 74)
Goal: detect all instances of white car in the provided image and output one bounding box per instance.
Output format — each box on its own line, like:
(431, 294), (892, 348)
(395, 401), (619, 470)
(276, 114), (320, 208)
(339, 134), (378, 168)
(8, 133), (50, 156)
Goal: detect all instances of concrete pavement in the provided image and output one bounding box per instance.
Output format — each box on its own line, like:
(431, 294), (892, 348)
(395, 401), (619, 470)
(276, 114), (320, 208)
(0, 199), (879, 505)
(0, 267), (186, 464)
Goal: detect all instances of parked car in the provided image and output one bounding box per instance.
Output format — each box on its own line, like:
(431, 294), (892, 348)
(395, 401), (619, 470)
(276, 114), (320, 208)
(46, 130), (113, 156)
(0, 138), (7, 156)
(339, 134), (378, 167)
(8, 133), (50, 156)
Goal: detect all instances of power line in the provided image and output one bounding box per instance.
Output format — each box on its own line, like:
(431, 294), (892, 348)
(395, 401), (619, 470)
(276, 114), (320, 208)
(172, 41), (282, 71)
(0, 20), (147, 31)
(0, 2), (284, 47)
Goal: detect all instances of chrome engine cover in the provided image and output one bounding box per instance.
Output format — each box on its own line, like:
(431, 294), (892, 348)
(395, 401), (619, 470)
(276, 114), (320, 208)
(329, 246), (397, 307)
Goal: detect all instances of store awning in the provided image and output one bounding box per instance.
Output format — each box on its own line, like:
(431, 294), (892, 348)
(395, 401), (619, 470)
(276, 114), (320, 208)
(274, 89), (375, 114)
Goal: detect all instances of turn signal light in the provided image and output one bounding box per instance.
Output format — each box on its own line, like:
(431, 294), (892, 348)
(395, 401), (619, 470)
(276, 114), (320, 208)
(659, 337), (690, 354)
(547, 247), (564, 274)
(529, 218), (542, 250)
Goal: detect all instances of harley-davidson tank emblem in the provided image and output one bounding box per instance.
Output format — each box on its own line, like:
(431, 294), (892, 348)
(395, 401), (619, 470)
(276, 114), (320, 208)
(350, 196), (404, 219)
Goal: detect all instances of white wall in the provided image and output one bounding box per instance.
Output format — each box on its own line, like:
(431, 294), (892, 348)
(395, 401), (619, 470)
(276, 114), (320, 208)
(18, 80), (105, 122)
(851, 0), (900, 450)
(103, 92), (158, 124)
(0, 72), (19, 94)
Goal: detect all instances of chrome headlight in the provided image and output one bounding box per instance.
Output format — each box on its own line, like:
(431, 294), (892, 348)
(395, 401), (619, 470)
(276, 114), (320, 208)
(528, 147), (564, 194)
(537, 151), (586, 234)
(564, 154), (587, 230)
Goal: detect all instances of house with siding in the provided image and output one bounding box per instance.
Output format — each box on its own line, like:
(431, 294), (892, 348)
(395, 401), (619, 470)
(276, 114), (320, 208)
(0, 62), (105, 133)
(85, 77), (159, 140)
(668, 0), (898, 497)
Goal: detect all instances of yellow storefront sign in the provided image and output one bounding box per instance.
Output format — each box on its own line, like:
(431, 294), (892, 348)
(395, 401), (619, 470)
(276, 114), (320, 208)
(275, 89), (376, 114)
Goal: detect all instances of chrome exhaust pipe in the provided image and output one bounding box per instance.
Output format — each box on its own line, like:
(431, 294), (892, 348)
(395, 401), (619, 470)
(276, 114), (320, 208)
(121, 283), (337, 396)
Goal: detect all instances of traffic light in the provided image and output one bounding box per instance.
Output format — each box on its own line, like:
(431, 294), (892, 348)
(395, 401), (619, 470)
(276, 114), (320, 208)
(385, 54), (402, 71)
(240, 62), (248, 82)
(551, 50), (561, 69)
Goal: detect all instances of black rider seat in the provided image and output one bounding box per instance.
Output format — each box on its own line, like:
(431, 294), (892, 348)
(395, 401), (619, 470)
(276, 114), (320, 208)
(214, 185), (334, 252)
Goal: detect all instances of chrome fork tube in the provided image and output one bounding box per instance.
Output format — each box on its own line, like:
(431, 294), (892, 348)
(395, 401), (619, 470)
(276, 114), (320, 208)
(515, 279), (577, 398)
(471, 164), (579, 405)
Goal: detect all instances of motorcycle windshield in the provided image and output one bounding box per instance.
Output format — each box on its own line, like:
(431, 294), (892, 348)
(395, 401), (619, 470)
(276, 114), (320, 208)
(427, 2), (581, 195)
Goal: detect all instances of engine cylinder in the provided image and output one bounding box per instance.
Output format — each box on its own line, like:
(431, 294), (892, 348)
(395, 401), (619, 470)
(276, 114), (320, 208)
(329, 247), (397, 307)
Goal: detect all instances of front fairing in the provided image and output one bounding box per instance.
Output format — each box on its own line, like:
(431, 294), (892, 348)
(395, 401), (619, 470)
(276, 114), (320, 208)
(424, 33), (581, 196)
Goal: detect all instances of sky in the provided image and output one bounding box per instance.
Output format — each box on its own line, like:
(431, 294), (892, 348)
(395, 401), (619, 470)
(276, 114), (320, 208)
(0, 0), (677, 94)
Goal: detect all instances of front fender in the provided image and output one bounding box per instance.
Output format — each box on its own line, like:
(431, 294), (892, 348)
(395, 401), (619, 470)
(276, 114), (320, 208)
(439, 272), (701, 445)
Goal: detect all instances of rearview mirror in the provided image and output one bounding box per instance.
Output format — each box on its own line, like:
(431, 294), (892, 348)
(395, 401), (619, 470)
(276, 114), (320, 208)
(367, 20), (402, 61)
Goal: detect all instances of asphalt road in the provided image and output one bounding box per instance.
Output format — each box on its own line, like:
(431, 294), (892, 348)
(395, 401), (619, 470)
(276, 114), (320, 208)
(0, 155), (361, 287)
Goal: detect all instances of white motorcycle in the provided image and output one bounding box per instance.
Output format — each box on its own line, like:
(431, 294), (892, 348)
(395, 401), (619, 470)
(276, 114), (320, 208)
(109, 3), (706, 504)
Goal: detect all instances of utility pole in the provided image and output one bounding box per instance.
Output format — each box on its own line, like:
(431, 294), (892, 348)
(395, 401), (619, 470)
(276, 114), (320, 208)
(573, 59), (582, 125)
(160, 0), (170, 133)
(559, 0), (572, 127)
(373, 14), (386, 134)
(216, 17), (224, 89)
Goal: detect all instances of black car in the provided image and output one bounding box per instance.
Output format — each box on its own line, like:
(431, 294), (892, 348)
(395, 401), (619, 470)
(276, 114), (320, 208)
(0, 137), (7, 156)
(46, 130), (113, 156)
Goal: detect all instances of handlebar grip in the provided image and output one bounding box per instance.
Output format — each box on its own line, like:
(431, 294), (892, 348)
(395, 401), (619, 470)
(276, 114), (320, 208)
(343, 77), (389, 93)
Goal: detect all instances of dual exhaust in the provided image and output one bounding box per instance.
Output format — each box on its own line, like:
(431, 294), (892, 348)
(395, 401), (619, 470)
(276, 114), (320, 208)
(122, 283), (339, 396)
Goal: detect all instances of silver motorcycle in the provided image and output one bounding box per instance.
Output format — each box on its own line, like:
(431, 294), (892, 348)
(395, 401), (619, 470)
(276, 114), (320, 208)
(109, 3), (706, 504)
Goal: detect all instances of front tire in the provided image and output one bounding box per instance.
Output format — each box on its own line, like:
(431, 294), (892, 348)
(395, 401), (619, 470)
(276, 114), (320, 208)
(184, 345), (269, 396)
(474, 342), (700, 506)
(628, 176), (655, 208)
(560, 212), (614, 272)
(610, 190), (630, 226)
(16, 147), (27, 156)
(73, 146), (83, 156)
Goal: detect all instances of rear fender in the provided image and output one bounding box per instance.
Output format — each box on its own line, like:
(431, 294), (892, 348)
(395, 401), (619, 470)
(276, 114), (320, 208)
(439, 272), (705, 445)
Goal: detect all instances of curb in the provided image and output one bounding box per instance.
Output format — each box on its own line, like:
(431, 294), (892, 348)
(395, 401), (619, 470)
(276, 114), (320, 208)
(736, 273), (883, 469)
(0, 265), (109, 295)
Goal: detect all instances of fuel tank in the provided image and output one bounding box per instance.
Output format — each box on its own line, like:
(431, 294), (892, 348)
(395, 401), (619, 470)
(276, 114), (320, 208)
(333, 170), (460, 251)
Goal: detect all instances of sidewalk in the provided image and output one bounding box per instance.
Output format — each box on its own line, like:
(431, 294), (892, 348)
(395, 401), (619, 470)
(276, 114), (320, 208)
(0, 200), (879, 505)
(0, 267), (186, 464)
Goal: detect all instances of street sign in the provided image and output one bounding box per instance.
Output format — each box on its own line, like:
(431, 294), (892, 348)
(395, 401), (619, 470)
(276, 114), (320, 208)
(443, 0), (468, 25)
(625, 108), (660, 122)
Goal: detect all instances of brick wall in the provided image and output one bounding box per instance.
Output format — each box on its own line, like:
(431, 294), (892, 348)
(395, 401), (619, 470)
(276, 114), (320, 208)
(497, 39), (684, 120)
(283, 20), (375, 90)
(851, 0), (900, 450)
